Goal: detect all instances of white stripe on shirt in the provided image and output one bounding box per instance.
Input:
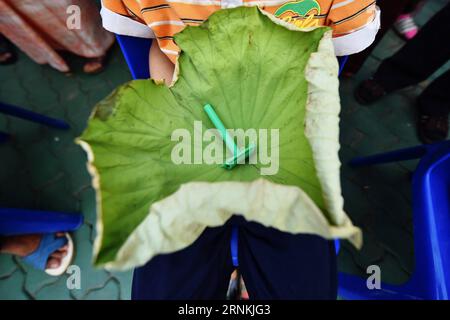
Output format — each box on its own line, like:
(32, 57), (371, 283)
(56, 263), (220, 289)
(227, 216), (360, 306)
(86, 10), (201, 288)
(331, 0), (356, 10)
(148, 20), (185, 28)
(245, 0), (292, 6)
(161, 48), (180, 55)
(166, 0), (222, 6)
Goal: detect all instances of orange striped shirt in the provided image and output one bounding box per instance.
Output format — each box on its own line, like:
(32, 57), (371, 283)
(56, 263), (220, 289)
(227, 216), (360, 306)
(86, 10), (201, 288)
(101, 0), (379, 63)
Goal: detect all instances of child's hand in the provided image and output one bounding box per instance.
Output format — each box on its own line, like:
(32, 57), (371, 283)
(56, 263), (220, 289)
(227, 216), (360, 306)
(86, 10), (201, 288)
(149, 41), (175, 85)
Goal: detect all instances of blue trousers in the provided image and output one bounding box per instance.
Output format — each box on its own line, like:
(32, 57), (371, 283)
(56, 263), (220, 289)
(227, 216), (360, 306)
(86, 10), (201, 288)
(132, 216), (337, 300)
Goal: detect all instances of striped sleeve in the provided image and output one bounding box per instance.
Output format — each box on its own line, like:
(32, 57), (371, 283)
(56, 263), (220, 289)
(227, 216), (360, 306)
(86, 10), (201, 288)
(100, 0), (155, 39)
(138, 0), (186, 62)
(102, 0), (187, 63)
(327, 0), (380, 56)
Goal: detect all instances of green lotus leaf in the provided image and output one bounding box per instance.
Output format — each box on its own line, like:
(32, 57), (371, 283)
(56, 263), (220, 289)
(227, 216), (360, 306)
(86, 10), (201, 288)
(78, 7), (361, 270)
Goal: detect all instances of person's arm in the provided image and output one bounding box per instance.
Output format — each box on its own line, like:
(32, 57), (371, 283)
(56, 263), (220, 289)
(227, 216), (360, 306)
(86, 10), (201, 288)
(101, 0), (180, 83)
(149, 40), (175, 85)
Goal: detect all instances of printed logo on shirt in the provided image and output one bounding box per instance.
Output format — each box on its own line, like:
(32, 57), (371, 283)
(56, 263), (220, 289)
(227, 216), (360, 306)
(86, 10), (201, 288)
(274, 0), (321, 28)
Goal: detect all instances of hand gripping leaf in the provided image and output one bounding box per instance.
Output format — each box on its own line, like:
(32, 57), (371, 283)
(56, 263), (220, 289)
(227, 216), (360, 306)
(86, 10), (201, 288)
(78, 7), (361, 270)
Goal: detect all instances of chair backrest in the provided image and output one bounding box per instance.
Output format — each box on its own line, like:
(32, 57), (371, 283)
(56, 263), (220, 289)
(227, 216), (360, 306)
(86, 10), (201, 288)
(409, 140), (450, 299)
(338, 140), (450, 300)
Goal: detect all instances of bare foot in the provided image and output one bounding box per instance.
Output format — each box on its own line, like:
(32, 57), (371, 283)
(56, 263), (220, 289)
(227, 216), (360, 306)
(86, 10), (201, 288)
(0, 233), (68, 269)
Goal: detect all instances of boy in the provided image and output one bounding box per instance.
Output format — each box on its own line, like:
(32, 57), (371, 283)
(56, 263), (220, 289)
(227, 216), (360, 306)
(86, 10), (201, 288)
(97, 1), (381, 299)
(101, 0), (380, 83)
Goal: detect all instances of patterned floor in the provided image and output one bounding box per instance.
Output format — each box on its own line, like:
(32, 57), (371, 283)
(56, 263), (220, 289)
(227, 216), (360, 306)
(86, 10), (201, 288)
(0, 0), (448, 299)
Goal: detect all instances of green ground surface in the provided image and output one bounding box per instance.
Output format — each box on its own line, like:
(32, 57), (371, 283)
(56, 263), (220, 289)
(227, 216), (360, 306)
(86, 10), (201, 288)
(0, 0), (448, 299)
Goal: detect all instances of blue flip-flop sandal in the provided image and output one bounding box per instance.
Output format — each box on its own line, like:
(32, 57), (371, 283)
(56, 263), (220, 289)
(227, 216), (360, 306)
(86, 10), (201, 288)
(22, 233), (74, 276)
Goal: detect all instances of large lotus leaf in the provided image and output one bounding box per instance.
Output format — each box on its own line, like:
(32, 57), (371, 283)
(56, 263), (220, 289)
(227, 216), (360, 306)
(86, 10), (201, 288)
(78, 7), (361, 270)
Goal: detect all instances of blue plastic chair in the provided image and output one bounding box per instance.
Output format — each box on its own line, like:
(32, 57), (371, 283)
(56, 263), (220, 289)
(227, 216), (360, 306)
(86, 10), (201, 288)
(339, 140), (450, 300)
(116, 35), (152, 80)
(1, 95), (79, 235)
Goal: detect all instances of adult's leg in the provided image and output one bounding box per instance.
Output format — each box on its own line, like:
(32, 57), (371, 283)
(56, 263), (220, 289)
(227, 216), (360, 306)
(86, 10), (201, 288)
(237, 218), (337, 300)
(374, 3), (450, 92)
(394, 0), (425, 40)
(417, 69), (450, 143)
(403, 0), (424, 14)
(344, 0), (411, 75)
(132, 224), (234, 300)
(419, 70), (450, 117)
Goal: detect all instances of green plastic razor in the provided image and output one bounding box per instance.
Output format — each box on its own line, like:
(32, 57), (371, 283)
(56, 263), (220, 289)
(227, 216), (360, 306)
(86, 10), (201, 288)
(203, 104), (256, 170)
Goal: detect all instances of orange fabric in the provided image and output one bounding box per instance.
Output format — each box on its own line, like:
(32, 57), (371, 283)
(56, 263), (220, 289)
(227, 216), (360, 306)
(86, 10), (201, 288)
(102, 0), (378, 63)
(103, 0), (130, 16)
(327, 0), (377, 36)
(123, 0), (148, 21)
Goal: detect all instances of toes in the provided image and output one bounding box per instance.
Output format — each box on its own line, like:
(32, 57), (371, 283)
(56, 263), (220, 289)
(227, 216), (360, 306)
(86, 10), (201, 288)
(57, 244), (69, 253)
(44, 233), (69, 269)
(56, 248), (68, 257)
(46, 257), (60, 269)
(50, 251), (63, 260)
